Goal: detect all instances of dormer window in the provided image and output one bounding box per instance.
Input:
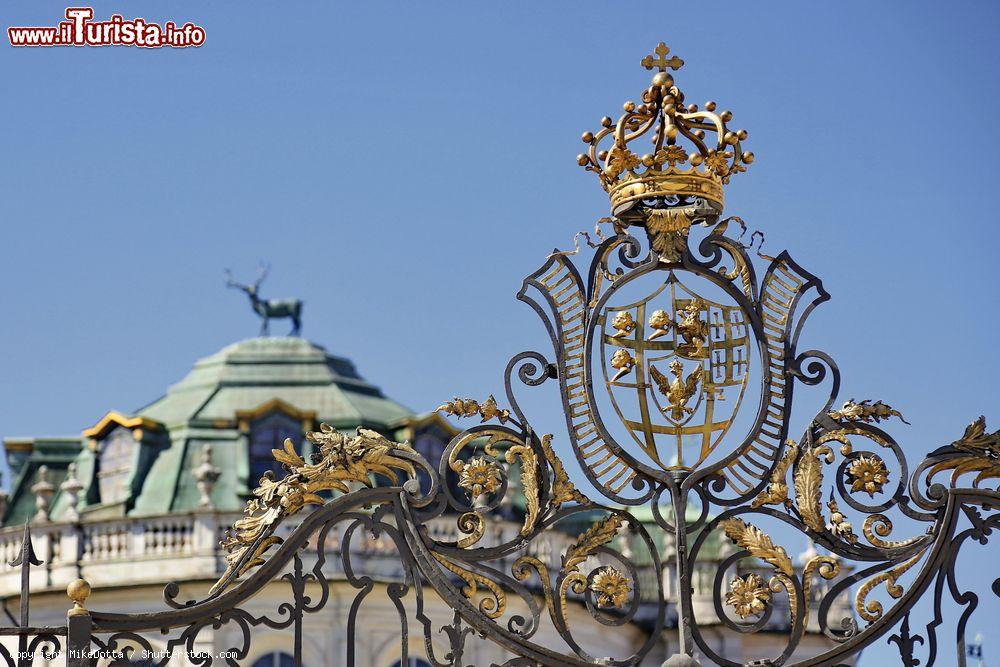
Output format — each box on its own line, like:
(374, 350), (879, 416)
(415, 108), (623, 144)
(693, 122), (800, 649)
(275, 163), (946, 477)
(249, 412), (302, 484)
(96, 426), (137, 504)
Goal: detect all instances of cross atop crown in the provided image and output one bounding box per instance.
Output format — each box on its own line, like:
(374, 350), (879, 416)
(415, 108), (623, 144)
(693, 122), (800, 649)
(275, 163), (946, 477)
(641, 42), (684, 72)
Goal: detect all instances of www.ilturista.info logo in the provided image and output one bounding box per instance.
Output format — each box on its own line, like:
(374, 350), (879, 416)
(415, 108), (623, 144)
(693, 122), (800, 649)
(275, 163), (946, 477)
(8, 8), (205, 48)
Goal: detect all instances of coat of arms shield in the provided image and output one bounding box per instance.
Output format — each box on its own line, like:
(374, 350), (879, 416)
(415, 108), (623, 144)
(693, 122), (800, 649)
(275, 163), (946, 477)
(599, 273), (751, 471)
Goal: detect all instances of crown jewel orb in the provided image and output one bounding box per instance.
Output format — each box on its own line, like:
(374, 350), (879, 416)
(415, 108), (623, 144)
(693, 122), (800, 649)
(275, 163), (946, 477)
(578, 41), (754, 263)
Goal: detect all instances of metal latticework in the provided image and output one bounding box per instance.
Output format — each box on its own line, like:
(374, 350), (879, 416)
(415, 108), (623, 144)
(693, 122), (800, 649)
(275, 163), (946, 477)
(1, 40), (997, 667)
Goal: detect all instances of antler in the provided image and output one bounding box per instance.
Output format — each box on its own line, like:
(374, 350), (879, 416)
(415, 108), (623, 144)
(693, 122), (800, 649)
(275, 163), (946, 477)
(224, 268), (248, 290)
(254, 261), (270, 289)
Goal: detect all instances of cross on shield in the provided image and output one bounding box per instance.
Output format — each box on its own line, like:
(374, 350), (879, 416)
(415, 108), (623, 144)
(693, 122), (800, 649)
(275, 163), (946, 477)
(600, 273), (751, 470)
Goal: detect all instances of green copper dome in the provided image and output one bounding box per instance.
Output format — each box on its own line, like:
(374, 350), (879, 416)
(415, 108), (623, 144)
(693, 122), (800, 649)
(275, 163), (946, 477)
(138, 337), (412, 428)
(3, 337), (434, 523)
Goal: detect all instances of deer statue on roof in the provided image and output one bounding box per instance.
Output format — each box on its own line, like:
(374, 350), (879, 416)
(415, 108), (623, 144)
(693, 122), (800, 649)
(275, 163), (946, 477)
(225, 263), (303, 337)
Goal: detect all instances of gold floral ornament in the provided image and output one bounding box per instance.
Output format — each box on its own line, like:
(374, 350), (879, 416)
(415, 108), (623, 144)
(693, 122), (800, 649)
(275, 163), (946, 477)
(555, 514), (627, 614)
(725, 573), (771, 618)
(652, 145), (688, 168)
(846, 454), (889, 497)
(590, 566), (631, 608)
(828, 399), (910, 425)
(436, 395), (511, 424)
(212, 425), (418, 594)
(703, 151), (732, 178)
(610, 348), (636, 382)
(604, 146), (641, 178)
(458, 456), (503, 498)
(610, 310), (637, 338)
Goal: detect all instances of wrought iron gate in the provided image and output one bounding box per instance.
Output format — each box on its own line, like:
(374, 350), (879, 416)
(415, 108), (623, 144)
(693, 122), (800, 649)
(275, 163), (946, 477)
(1, 40), (997, 667)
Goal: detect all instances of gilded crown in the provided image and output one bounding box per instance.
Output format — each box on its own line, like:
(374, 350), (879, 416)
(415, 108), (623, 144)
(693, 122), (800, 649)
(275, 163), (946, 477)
(577, 42), (753, 217)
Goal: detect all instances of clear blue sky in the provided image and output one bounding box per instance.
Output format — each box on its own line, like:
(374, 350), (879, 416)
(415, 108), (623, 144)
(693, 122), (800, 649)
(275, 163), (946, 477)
(1, 2), (997, 664)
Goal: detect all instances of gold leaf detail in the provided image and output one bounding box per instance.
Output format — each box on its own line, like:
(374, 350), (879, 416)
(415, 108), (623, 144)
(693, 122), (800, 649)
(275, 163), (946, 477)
(512, 556), (558, 625)
(828, 399), (909, 425)
(564, 514), (624, 574)
(855, 552), (925, 623)
(826, 497), (858, 544)
(794, 447), (826, 533)
(751, 441), (798, 509)
(927, 417), (1000, 487)
(800, 555), (840, 627)
(434, 553), (506, 619)
(436, 395), (511, 424)
(717, 518), (794, 577)
(212, 426), (417, 594)
(846, 454), (889, 497)
(456, 511), (486, 549)
(506, 444), (540, 536)
(458, 456), (503, 498)
(540, 434), (587, 507)
(861, 514), (923, 549)
(646, 209), (692, 263)
(817, 427), (893, 457)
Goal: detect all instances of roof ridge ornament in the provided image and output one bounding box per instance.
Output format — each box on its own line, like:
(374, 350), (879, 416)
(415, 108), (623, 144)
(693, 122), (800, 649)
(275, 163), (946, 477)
(578, 40), (753, 218)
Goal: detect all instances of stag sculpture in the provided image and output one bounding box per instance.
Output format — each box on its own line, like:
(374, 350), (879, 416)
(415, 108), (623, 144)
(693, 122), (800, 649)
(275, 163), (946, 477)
(225, 264), (302, 337)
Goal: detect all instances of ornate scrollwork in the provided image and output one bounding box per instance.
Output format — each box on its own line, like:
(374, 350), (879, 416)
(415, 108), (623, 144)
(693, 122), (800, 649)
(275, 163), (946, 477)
(213, 425), (423, 593)
(29, 39), (995, 667)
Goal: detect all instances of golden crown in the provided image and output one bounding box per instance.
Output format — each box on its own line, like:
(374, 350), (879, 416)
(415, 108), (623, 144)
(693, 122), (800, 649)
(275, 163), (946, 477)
(577, 42), (753, 217)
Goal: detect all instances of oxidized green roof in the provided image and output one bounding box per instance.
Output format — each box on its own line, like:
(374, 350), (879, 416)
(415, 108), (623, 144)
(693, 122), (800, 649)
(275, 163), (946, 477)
(3, 337), (419, 524)
(139, 337), (411, 427)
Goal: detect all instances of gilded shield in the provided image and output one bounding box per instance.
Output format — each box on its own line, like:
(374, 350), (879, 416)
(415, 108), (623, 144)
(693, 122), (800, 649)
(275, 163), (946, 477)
(599, 273), (751, 470)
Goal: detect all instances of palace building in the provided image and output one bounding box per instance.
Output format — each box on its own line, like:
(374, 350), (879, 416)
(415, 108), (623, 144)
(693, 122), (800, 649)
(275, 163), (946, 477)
(0, 336), (852, 666)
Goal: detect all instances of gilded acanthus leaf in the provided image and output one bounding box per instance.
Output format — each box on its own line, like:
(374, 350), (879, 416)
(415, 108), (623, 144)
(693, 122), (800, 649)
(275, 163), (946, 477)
(506, 444), (540, 535)
(717, 518), (794, 577)
(212, 425), (418, 594)
(828, 399), (909, 425)
(646, 208), (692, 263)
(952, 416), (1000, 458)
(928, 417), (1000, 487)
(540, 434), (587, 506)
(436, 395), (511, 424)
(750, 441), (798, 509)
(563, 513), (624, 574)
(793, 447), (826, 533)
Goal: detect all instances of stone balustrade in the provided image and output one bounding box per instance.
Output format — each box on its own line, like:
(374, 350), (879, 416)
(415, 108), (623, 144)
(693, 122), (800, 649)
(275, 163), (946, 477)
(0, 511), (580, 600)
